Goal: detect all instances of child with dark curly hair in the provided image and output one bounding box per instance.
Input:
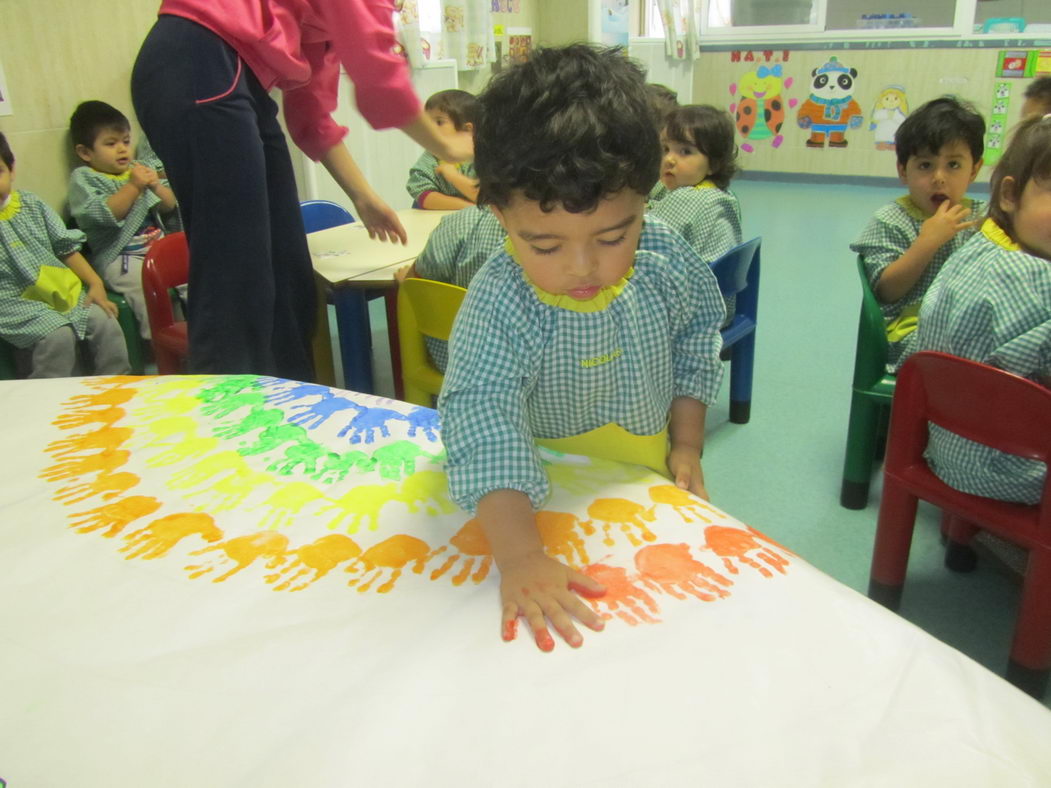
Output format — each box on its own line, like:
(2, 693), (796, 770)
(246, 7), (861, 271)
(438, 45), (725, 652)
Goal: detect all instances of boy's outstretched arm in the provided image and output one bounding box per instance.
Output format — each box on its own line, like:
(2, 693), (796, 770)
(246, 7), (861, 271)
(667, 396), (708, 500)
(477, 489), (606, 651)
(875, 200), (977, 302)
(435, 162), (480, 203)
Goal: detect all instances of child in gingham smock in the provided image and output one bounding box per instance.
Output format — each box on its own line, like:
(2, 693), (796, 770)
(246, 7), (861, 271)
(406, 90), (479, 210)
(68, 101), (178, 339)
(438, 46), (725, 653)
(915, 115), (1051, 505)
(0, 133), (129, 377)
(851, 97), (986, 371)
(397, 205), (505, 372)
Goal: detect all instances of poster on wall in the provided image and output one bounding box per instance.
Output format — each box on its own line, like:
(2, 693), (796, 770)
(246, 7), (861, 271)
(796, 57), (863, 149)
(491, 0), (520, 11)
(0, 58), (12, 117)
(867, 86), (909, 151)
(601, 0), (630, 48)
(728, 52), (796, 153)
(507, 27), (532, 64)
(985, 81), (1012, 168)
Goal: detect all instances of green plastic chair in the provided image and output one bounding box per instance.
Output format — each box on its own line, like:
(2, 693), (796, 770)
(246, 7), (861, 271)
(107, 291), (146, 375)
(840, 256), (897, 509)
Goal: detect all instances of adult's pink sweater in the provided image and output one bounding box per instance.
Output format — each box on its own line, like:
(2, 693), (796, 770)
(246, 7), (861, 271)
(157, 0), (420, 160)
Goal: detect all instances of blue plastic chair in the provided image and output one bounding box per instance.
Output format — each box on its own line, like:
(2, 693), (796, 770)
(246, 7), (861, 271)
(709, 237), (761, 424)
(300, 199), (355, 233)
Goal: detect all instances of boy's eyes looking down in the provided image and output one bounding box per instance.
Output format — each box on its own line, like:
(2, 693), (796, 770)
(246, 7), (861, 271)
(530, 232), (629, 256)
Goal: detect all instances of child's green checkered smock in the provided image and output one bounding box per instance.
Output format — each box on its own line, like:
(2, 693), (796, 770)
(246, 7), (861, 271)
(414, 205), (505, 371)
(850, 195), (986, 369)
(916, 219), (1050, 505)
(405, 152), (477, 208)
(68, 166), (161, 272)
(439, 216), (726, 513)
(0, 190), (92, 349)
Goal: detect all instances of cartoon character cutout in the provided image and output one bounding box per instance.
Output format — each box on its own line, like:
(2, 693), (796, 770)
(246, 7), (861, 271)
(796, 57), (863, 148)
(730, 64), (797, 153)
(443, 5), (464, 32)
(868, 85), (908, 151)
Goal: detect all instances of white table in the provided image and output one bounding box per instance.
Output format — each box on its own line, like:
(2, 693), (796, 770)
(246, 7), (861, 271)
(308, 209), (453, 394)
(3, 374), (1051, 786)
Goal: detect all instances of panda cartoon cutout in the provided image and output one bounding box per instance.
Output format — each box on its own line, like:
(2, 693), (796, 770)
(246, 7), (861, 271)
(796, 57), (863, 148)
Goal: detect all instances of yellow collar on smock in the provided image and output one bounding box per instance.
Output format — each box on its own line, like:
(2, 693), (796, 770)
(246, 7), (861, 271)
(0, 190), (22, 221)
(981, 217), (1021, 251)
(505, 236), (634, 313)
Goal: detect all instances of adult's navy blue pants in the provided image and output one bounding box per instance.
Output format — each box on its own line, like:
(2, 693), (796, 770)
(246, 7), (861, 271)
(132, 15), (316, 381)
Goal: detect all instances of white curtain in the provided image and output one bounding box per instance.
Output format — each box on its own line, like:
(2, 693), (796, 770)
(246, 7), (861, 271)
(397, 0), (494, 71)
(655, 0), (701, 61)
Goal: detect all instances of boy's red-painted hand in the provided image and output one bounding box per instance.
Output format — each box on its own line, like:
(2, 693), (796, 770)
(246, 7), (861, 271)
(497, 550), (606, 651)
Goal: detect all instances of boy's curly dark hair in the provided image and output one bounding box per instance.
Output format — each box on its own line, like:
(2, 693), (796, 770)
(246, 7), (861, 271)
(0, 131), (13, 170)
(424, 89), (479, 132)
(663, 105), (739, 190)
(989, 114), (1051, 241)
(894, 96), (984, 168)
(475, 44), (660, 213)
(69, 100), (130, 150)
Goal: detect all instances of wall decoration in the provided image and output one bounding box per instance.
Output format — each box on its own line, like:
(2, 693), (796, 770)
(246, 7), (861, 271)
(868, 85), (909, 151)
(491, 0), (519, 11)
(796, 57), (863, 149)
(1033, 49), (1051, 77)
(729, 62), (797, 153)
(0, 57), (12, 117)
(507, 27), (532, 64)
(996, 49), (1030, 78)
(985, 81), (1012, 167)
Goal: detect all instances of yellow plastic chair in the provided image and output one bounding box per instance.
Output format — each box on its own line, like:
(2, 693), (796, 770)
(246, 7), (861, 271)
(396, 277), (467, 407)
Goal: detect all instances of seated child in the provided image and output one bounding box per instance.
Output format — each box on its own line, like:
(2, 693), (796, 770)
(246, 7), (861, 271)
(68, 101), (178, 339)
(1022, 76), (1051, 119)
(0, 133), (130, 378)
(397, 205), (505, 371)
(406, 89), (479, 210)
(915, 114), (1051, 505)
(851, 96), (986, 371)
(645, 83), (679, 202)
(649, 105), (742, 263)
(438, 45), (725, 652)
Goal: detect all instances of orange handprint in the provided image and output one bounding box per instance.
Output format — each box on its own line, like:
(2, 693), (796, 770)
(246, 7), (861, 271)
(702, 525), (790, 578)
(47, 426), (133, 458)
(69, 495), (163, 538)
(536, 510), (595, 567)
(267, 534), (363, 591)
(429, 518), (492, 586)
(121, 512), (224, 560)
(54, 471), (140, 505)
(648, 484), (718, 523)
(186, 531), (290, 582)
(40, 448), (130, 482)
(584, 497), (657, 547)
(53, 404), (125, 430)
(635, 542), (732, 601)
(581, 563), (661, 625)
(346, 534), (434, 593)
(66, 386), (137, 409)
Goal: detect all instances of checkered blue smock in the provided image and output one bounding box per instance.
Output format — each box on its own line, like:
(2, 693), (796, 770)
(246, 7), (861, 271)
(68, 166), (161, 272)
(0, 190), (92, 348)
(850, 195), (986, 369)
(414, 205), (505, 372)
(405, 152), (477, 208)
(439, 216), (726, 512)
(915, 219), (1050, 505)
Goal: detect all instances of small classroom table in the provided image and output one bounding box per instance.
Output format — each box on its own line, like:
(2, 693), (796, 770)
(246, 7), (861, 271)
(308, 209), (453, 395)
(2, 374), (1051, 786)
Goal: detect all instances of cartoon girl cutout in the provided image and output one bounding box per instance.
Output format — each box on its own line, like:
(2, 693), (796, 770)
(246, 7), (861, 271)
(869, 86), (909, 151)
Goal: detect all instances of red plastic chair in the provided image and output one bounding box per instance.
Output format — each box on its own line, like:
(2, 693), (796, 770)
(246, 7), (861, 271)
(869, 351), (1051, 698)
(141, 232), (190, 374)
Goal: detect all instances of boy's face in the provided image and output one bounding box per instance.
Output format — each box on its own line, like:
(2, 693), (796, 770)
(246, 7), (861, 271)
(76, 126), (132, 175)
(660, 131), (709, 189)
(1002, 176), (1051, 261)
(0, 159), (12, 203)
(897, 139), (981, 217)
(427, 109), (472, 140)
(492, 188), (644, 300)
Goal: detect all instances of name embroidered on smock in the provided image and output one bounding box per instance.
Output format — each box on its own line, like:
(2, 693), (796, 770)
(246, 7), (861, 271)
(579, 347), (623, 368)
